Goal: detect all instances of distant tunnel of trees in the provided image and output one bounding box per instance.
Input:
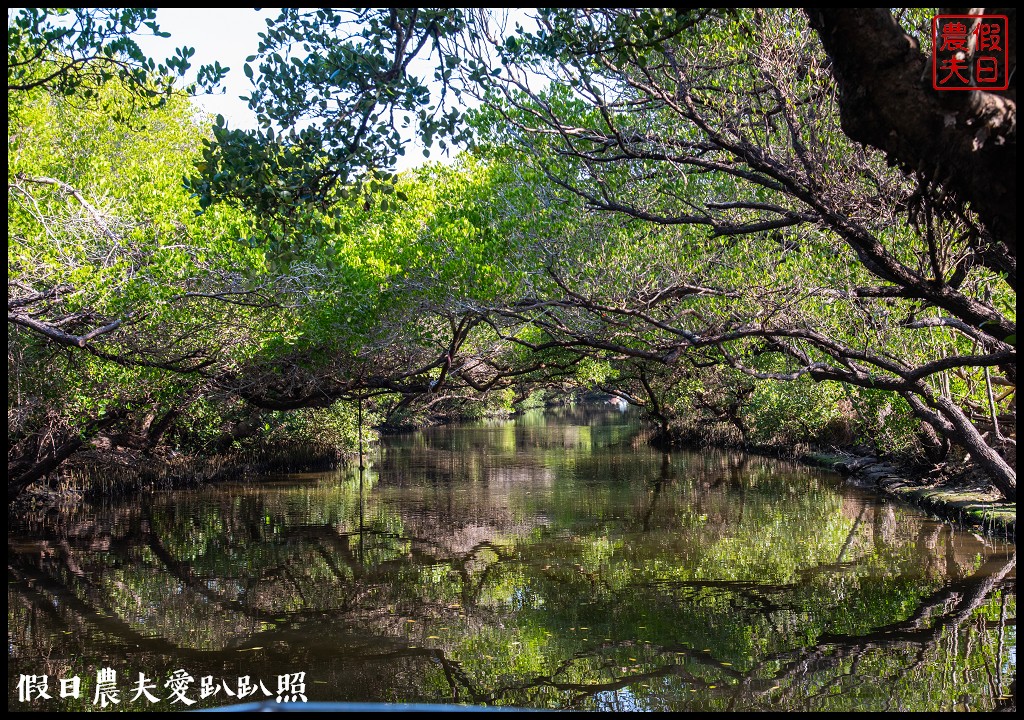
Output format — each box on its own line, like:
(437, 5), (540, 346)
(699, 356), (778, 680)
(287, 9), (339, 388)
(7, 8), (1016, 502)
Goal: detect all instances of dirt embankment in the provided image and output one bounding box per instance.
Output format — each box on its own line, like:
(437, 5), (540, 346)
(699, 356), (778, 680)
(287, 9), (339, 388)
(803, 451), (1015, 540)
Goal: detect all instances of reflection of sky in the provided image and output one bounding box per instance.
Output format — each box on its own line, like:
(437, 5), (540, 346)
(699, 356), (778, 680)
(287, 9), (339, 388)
(596, 687), (650, 712)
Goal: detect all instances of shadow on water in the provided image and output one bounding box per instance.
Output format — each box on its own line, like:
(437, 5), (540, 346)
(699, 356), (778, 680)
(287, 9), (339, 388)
(8, 406), (1016, 712)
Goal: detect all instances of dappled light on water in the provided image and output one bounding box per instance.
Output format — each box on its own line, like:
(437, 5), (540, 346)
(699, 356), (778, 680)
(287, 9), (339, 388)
(8, 408), (1015, 712)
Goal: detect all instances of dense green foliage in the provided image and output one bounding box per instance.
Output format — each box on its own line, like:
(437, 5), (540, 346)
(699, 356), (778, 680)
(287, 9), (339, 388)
(6, 8), (1016, 502)
(7, 8), (226, 115)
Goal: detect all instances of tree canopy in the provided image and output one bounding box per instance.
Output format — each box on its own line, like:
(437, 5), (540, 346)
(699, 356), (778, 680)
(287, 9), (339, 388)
(6, 8), (1016, 503)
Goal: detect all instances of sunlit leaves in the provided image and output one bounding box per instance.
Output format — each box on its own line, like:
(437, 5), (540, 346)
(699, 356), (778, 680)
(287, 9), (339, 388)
(7, 7), (228, 117)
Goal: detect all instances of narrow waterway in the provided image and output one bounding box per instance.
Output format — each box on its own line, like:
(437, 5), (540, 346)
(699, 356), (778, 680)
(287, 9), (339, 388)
(8, 406), (1016, 711)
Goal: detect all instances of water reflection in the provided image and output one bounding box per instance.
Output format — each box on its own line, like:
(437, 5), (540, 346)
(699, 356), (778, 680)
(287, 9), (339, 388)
(8, 407), (1016, 711)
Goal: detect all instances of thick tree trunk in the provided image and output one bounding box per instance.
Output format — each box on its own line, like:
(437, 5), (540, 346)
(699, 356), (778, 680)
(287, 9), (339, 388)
(805, 8), (1016, 283)
(935, 395), (1016, 501)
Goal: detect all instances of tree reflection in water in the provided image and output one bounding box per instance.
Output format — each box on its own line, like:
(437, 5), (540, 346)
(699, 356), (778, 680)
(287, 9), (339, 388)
(8, 408), (1016, 712)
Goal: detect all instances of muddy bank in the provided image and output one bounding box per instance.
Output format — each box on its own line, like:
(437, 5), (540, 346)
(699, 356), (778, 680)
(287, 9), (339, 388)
(8, 441), (350, 516)
(803, 451), (1015, 540)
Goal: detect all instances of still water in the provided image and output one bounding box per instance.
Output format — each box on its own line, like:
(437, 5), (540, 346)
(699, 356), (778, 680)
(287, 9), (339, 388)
(8, 407), (1016, 711)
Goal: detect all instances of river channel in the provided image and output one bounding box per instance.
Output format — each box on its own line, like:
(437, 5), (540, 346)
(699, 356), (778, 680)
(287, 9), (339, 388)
(7, 406), (1016, 711)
